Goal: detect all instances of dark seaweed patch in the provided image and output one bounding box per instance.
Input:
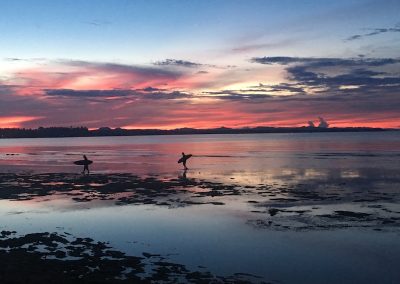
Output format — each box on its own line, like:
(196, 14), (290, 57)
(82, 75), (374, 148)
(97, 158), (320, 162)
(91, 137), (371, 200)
(0, 230), (267, 283)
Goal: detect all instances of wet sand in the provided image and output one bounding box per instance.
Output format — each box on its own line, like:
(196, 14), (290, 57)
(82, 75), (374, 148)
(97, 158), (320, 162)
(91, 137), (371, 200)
(0, 172), (399, 283)
(0, 132), (399, 283)
(1, 172), (399, 231)
(0, 230), (264, 283)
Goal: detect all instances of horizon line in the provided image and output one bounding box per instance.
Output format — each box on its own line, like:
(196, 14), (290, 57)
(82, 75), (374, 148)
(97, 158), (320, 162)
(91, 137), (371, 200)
(1, 125), (398, 131)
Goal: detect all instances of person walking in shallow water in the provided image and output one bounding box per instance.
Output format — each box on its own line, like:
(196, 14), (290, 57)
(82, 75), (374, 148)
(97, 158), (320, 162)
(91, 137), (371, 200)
(73, 155), (93, 174)
(82, 155), (90, 174)
(178, 152), (192, 170)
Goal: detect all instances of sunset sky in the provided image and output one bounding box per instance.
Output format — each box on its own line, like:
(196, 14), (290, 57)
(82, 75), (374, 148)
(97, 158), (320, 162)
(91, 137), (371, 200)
(1, 0), (399, 129)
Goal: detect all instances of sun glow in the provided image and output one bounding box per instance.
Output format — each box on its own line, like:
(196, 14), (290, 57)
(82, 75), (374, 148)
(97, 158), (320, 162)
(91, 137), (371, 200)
(0, 116), (43, 128)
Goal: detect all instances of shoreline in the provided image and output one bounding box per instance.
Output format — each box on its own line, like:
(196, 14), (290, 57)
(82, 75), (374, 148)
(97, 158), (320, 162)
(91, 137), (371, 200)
(0, 171), (398, 283)
(0, 127), (397, 140)
(0, 172), (398, 232)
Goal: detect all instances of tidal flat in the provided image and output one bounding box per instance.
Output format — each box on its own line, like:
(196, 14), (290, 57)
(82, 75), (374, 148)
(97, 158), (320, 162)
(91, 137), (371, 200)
(0, 132), (399, 283)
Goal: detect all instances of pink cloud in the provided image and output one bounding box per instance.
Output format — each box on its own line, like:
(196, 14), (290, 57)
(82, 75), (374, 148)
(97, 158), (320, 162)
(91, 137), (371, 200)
(1, 59), (399, 129)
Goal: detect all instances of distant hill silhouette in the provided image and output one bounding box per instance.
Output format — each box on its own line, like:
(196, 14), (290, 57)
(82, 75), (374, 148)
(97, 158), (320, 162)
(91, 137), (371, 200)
(0, 126), (396, 139)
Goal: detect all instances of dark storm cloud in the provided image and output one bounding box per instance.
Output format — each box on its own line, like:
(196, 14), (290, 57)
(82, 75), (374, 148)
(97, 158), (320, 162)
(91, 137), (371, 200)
(153, 59), (202, 68)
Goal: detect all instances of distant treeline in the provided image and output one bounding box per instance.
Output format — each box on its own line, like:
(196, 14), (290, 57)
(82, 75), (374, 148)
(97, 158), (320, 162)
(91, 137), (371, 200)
(0, 126), (395, 139)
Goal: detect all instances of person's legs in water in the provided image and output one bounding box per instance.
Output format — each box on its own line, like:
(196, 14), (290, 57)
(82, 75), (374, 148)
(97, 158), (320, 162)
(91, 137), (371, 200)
(83, 164), (89, 174)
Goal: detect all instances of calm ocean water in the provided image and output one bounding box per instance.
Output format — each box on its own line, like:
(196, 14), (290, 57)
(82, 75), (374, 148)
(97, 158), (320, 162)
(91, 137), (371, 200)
(0, 132), (399, 283)
(0, 131), (399, 176)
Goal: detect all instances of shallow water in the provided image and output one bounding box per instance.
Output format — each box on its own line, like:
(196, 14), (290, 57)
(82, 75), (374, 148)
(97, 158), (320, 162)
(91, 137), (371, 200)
(1, 131), (399, 175)
(0, 132), (399, 283)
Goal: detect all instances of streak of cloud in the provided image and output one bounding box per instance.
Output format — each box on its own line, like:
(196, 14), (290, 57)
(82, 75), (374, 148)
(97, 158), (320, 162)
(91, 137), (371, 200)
(345, 24), (400, 41)
(153, 59), (202, 68)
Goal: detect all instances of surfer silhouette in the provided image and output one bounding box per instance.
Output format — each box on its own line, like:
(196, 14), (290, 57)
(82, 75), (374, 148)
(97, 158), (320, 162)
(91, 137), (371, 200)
(74, 155), (93, 174)
(178, 152), (192, 170)
(82, 155), (90, 174)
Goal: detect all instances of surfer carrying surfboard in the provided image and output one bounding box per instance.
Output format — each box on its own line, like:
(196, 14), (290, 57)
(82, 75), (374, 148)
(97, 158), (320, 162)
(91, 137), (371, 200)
(74, 155), (93, 174)
(178, 152), (192, 170)
(82, 155), (90, 174)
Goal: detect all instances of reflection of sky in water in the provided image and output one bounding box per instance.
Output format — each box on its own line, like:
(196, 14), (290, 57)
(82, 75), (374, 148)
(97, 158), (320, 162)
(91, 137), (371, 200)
(0, 132), (399, 177)
(0, 201), (399, 283)
(1, 202), (400, 283)
(0, 132), (399, 282)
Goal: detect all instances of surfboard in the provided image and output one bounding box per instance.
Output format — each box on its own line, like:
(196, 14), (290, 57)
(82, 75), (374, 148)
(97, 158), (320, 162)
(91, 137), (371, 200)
(178, 154), (192, 163)
(74, 160), (93, 166)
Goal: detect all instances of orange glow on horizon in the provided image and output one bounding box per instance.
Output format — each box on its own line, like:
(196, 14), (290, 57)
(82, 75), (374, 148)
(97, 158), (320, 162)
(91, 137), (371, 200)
(122, 120), (399, 130)
(2, 62), (399, 131)
(0, 116), (43, 128)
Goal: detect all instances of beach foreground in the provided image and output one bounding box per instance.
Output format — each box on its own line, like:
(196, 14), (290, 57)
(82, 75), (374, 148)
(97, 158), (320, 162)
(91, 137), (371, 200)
(0, 133), (399, 283)
(0, 170), (399, 283)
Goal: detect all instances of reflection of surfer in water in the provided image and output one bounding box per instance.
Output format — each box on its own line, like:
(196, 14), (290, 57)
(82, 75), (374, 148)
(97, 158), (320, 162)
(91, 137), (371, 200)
(74, 155), (93, 174)
(179, 168), (188, 181)
(178, 152), (192, 170)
